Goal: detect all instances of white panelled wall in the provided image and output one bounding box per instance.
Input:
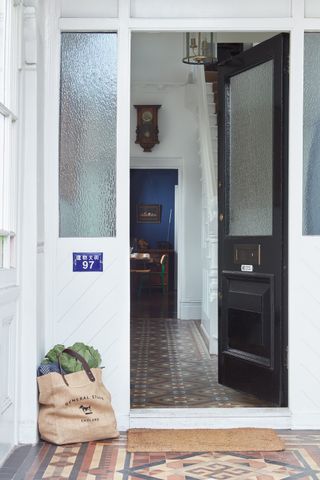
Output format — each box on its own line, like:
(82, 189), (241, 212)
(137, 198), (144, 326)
(130, 0), (292, 18)
(0, 0), (41, 462)
(1, 0), (320, 463)
(0, 288), (19, 463)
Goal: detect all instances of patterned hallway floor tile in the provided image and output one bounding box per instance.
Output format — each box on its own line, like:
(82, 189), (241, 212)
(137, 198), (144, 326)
(131, 317), (271, 408)
(2, 431), (320, 479)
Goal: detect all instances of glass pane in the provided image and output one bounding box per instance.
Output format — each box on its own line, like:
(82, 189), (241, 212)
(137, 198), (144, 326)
(228, 60), (273, 236)
(303, 34), (320, 235)
(0, 114), (4, 228)
(0, 0), (6, 103)
(59, 33), (117, 237)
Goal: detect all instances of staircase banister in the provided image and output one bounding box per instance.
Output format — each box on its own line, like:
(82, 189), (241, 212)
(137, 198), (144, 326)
(194, 66), (218, 208)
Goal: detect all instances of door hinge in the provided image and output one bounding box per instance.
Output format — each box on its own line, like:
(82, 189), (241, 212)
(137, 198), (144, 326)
(284, 345), (288, 369)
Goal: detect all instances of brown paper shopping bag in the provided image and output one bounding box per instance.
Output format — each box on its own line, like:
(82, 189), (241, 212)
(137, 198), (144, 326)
(37, 348), (119, 445)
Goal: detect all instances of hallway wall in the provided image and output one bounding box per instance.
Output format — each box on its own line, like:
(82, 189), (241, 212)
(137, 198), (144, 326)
(130, 169), (178, 249)
(131, 33), (202, 320)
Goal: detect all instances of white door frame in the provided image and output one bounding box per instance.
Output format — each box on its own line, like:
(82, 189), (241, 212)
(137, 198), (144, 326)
(128, 28), (291, 427)
(44, 13), (294, 433)
(130, 157), (183, 318)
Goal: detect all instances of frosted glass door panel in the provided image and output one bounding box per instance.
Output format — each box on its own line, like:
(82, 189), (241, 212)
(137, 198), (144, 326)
(228, 60), (273, 236)
(304, 34), (320, 235)
(59, 33), (117, 237)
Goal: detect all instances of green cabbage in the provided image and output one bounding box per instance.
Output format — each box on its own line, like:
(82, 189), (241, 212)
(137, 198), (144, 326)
(41, 342), (102, 373)
(41, 344), (65, 364)
(59, 342), (102, 373)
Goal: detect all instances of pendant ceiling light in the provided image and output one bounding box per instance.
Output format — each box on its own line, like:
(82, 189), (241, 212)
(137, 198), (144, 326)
(183, 32), (218, 65)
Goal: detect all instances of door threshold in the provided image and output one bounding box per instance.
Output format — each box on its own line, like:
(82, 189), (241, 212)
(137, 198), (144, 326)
(129, 408), (292, 429)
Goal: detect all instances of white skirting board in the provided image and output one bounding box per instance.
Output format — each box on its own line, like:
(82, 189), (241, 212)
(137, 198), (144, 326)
(129, 408), (292, 429)
(199, 320), (218, 355)
(180, 301), (201, 320)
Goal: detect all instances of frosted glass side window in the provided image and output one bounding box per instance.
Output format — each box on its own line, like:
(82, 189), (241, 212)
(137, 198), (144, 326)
(0, 237), (3, 268)
(228, 60), (273, 236)
(59, 33), (117, 237)
(303, 34), (320, 235)
(0, 114), (4, 226)
(0, 0), (6, 103)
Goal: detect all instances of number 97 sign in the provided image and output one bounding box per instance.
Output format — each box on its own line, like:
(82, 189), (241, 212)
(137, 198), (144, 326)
(73, 253), (103, 272)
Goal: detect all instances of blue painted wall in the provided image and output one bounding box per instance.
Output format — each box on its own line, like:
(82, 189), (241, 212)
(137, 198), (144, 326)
(130, 169), (178, 249)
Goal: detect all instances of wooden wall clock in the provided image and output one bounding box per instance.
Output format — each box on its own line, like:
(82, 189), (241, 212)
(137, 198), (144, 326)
(134, 105), (161, 152)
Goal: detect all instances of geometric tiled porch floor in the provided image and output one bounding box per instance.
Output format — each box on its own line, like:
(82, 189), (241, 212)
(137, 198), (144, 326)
(131, 317), (271, 408)
(2, 431), (320, 479)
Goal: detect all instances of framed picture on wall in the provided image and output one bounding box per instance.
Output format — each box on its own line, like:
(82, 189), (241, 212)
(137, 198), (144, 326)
(137, 204), (161, 223)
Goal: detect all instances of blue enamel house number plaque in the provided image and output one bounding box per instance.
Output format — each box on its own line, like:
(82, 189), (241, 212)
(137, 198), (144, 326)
(73, 252), (103, 272)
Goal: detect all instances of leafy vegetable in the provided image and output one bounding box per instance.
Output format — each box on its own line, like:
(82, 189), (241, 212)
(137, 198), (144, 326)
(59, 342), (102, 373)
(41, 344), (65, 364)
(41, 342), (102, 373)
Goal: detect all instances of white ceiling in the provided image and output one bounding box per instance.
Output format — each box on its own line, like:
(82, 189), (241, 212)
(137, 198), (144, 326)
(131, 32), (279, 85)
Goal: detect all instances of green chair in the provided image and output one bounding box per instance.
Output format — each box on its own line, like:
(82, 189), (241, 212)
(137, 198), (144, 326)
(151, 254), (168, 293)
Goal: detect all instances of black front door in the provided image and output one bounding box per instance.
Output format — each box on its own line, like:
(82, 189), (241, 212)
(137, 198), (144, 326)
(218, 34), (289, 406)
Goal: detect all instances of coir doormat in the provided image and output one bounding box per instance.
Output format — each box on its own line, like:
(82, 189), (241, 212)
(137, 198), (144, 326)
(127, 428), (285, 452)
